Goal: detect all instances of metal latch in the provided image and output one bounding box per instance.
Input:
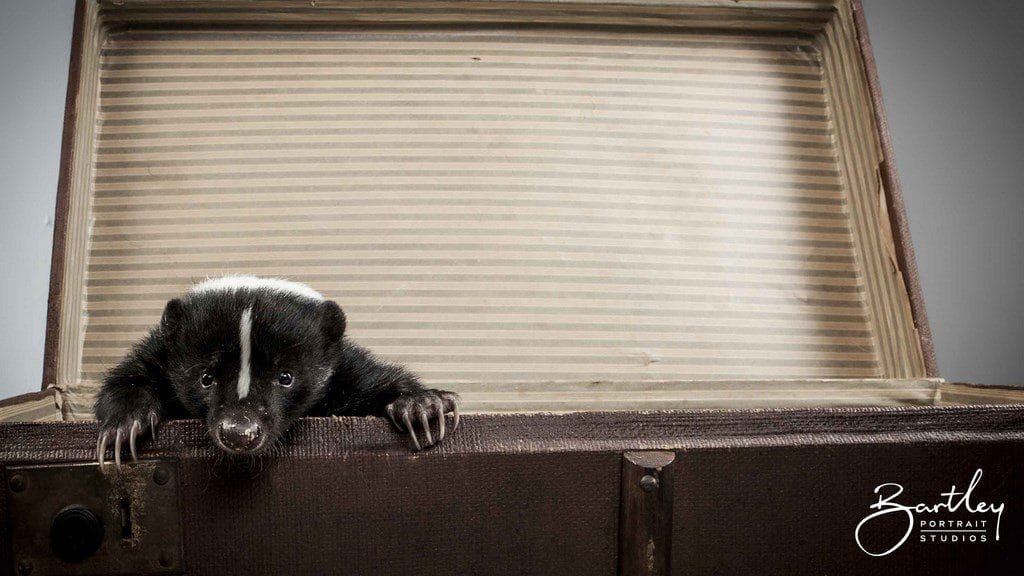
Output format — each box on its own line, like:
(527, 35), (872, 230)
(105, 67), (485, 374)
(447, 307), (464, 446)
(619, 451), (675, 576)
(5, 460), (183, 576)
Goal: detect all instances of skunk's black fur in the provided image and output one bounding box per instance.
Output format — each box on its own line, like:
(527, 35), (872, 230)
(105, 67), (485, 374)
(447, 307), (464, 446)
(95, 277), (458, 460)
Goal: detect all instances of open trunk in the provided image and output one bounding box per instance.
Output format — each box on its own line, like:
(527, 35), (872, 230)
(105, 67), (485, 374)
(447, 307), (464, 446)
(2, 1), (1022, 575)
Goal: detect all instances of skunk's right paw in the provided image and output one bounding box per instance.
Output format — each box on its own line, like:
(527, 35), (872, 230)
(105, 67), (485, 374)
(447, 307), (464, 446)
(385, 389), (460, 451)
(97, 409), (160, 469)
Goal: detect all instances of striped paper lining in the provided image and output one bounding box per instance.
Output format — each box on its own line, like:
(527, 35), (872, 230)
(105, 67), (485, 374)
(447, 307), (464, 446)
(46, 0), (937, 419)
(0, 391), (64, 423)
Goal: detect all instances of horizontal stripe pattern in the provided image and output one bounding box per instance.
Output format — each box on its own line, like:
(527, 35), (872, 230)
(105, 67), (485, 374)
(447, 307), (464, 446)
(0, 391), (64, 423)
(71, 22), (882, 416)
(45, 1), (924, 417)
(938, 383), (1024, 406)
(819, 3), (925, 378)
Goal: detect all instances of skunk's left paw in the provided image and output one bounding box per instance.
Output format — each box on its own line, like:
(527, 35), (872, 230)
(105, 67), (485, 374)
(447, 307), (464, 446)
(385, 389), (460, 451)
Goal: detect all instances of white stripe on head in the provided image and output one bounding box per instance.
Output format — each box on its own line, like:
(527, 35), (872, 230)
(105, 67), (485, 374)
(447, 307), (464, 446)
(237, 307), (254, 400)
(190, 276), (325, 302)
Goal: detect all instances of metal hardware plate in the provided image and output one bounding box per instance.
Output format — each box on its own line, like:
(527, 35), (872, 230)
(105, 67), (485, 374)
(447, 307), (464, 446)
(619, 451), (676, 576)
(5, 461), (183, 576)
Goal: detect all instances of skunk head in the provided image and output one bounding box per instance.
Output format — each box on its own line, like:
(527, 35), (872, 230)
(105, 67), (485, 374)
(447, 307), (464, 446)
(160, 277), (345, 454)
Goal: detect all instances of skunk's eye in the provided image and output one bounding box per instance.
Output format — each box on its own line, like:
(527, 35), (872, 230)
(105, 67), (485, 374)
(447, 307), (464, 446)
(277, 371), (293, 387)
(200, 370), (216, 388)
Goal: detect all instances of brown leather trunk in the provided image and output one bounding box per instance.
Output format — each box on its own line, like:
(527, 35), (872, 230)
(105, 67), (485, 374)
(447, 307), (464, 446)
(3, 1), (1022, 574)
(4, 409), (1024, 575)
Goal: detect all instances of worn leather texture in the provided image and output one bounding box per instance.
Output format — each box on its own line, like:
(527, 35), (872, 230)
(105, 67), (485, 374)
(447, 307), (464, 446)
(2, 409), (1023, 575)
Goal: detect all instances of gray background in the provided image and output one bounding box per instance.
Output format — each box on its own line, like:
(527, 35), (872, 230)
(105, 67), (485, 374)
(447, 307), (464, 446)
(0, 0), (1021, 398)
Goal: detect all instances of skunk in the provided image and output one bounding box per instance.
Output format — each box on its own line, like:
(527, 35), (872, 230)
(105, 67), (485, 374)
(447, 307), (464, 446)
(95, 276), (459, 465)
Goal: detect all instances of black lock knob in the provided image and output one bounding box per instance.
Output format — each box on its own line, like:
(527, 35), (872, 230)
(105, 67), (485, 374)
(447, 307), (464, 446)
(50, 505), (104, 562)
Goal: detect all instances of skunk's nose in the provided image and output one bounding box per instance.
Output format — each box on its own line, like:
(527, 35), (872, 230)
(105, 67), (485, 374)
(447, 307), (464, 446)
(216, 413), (263, 452)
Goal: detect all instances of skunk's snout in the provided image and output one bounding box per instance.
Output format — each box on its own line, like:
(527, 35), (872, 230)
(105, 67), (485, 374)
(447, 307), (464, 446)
(215, 411), (264, 453)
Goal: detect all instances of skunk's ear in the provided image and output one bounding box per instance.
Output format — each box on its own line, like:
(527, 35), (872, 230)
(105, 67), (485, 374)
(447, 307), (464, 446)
(317, 300), (346, 348)
(160, 298), (185, 341)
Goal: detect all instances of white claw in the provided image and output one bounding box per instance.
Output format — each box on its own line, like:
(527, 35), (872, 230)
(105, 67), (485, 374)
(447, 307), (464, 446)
(419, 408), (433, 446)
(386, 404), (402, 431)
(114, 429), (123, 469)
(97, 431), (108, 467)
(401, 409), (420, 451)
(434, 398), (446, 442)
(129, 420), (141, 462)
